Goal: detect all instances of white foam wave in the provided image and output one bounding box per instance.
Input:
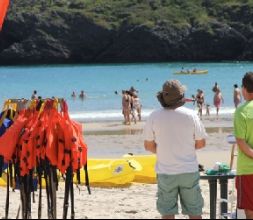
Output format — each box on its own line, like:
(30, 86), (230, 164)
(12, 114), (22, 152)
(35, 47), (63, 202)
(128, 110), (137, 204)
(70, 107), (236, 122)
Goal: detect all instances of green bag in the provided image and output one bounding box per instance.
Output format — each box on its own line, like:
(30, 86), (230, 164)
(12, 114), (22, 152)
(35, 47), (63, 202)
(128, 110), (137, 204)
(206, 163), (230, 175)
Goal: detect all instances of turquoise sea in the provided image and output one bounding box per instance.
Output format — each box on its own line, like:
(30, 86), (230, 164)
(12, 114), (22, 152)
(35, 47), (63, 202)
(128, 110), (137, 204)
(0, 62), (252, 121)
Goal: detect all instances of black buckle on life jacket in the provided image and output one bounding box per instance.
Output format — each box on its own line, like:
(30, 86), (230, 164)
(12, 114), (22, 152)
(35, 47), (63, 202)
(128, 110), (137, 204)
(64, 150), (71, 155)
(26, 151), (30, 158)
(58, 139), (65, 144)
(43, 139), (47, 146)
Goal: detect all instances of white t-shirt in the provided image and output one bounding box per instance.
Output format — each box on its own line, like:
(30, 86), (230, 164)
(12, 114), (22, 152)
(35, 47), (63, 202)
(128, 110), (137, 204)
(144, 106), (207, 175)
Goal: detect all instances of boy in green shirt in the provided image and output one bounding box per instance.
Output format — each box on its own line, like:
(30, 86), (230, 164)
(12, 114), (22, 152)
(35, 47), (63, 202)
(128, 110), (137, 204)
(234, 72), (253, 219)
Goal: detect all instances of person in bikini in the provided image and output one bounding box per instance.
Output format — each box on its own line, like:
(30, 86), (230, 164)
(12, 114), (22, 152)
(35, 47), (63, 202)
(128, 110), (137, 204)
(122, 90), (131, 125)
(196, 89), (205, 119)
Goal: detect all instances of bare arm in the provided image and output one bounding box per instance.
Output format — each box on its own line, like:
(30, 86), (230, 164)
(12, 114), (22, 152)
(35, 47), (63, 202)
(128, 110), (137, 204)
(236, 138), (253, 159)
(144, 140), (157, 154)
(195, 139), (206, 150)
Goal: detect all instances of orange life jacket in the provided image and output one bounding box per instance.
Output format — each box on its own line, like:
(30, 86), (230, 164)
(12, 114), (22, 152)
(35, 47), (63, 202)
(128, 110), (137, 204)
(61, 101), (87, 171)
(0, 0), (9, 30)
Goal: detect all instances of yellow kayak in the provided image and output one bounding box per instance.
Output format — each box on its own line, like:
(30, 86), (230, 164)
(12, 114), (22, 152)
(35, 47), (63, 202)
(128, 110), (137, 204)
(74, 158), (142, 187)
(123, 154), (157, 184)
(174, 70), (208, 75)
(0, 175), (6, 187)
(0, 157), (145, 188)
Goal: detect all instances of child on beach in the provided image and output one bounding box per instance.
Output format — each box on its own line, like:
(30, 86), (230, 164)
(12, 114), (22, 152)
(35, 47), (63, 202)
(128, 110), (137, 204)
(196, 89), (205, 119)
(206, 104), (210, 116)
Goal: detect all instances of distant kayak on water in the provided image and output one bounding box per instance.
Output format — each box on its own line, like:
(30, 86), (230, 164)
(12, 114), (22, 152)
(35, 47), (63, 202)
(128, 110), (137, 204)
(174, 69), (208, 75)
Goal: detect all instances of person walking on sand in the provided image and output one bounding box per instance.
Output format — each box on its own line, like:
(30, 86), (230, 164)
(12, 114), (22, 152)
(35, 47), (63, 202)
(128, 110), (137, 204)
(122, 90), (131, 125)
(132, 93), (142, 122)
(234, 84), (242, 108)
(144, 80), (207, 219)
(234, 72), (253, 219)
(213, 88), (224, 118)
(128, 91), (137, 124)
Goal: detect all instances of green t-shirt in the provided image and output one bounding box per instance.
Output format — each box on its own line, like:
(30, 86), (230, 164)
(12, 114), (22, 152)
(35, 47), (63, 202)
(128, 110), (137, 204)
(234, 101), (253, 175)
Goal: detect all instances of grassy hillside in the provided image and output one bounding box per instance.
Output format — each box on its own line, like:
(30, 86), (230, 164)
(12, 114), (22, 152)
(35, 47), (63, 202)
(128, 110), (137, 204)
(9, 0), (253, 29)
(2, 0), (253, 64)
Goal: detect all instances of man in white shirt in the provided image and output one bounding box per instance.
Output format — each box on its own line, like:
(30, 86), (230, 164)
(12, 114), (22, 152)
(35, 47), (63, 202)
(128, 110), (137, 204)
(144, 80), (207, 219)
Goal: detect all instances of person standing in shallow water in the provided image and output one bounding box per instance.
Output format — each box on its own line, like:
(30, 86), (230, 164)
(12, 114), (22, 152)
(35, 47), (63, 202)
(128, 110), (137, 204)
(196, 89), (205, 119)
(79, 90), (86, 100)
(31, 90), (38, 99)
(212, 82), (219, 93)
(132, 93), (142, 121)
(234, 84), (242, 108)
(71, 91), (76, 99)
(144, 80), (207, 219)
(213, 88), (224, 118)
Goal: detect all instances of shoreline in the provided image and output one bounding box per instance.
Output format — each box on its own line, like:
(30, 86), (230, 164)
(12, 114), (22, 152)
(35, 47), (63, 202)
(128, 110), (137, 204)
(83, 115), (236, 170)
(70, 109), (235, 124)
(81, 114), (234, 135)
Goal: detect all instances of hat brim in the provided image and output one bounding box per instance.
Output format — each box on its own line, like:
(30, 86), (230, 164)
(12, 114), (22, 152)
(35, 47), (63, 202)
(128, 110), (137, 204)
(157, 92), (185, 109)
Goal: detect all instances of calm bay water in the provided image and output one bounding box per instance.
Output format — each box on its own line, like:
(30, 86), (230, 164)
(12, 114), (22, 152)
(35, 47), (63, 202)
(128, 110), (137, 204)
(0, 62), (252, 121)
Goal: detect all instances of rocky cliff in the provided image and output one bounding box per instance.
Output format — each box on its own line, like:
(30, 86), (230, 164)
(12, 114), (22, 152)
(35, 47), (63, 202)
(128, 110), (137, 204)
(0, 0), (253, 65)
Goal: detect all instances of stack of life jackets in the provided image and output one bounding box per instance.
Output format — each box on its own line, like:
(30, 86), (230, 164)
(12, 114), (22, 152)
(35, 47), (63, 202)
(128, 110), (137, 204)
(0, 99), (90, 219)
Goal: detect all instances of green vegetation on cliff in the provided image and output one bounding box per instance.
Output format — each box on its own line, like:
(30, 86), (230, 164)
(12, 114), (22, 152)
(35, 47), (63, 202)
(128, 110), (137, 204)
(2, 0), (253, 64)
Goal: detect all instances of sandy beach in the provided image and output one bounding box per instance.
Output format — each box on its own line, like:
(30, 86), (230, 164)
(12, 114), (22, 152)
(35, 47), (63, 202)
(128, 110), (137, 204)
(0, 115), (237, 219)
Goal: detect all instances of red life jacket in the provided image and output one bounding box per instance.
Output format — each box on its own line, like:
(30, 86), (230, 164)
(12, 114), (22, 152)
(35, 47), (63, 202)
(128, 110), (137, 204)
(0, 0), (9, 30)
(61, 101), (87, 171)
